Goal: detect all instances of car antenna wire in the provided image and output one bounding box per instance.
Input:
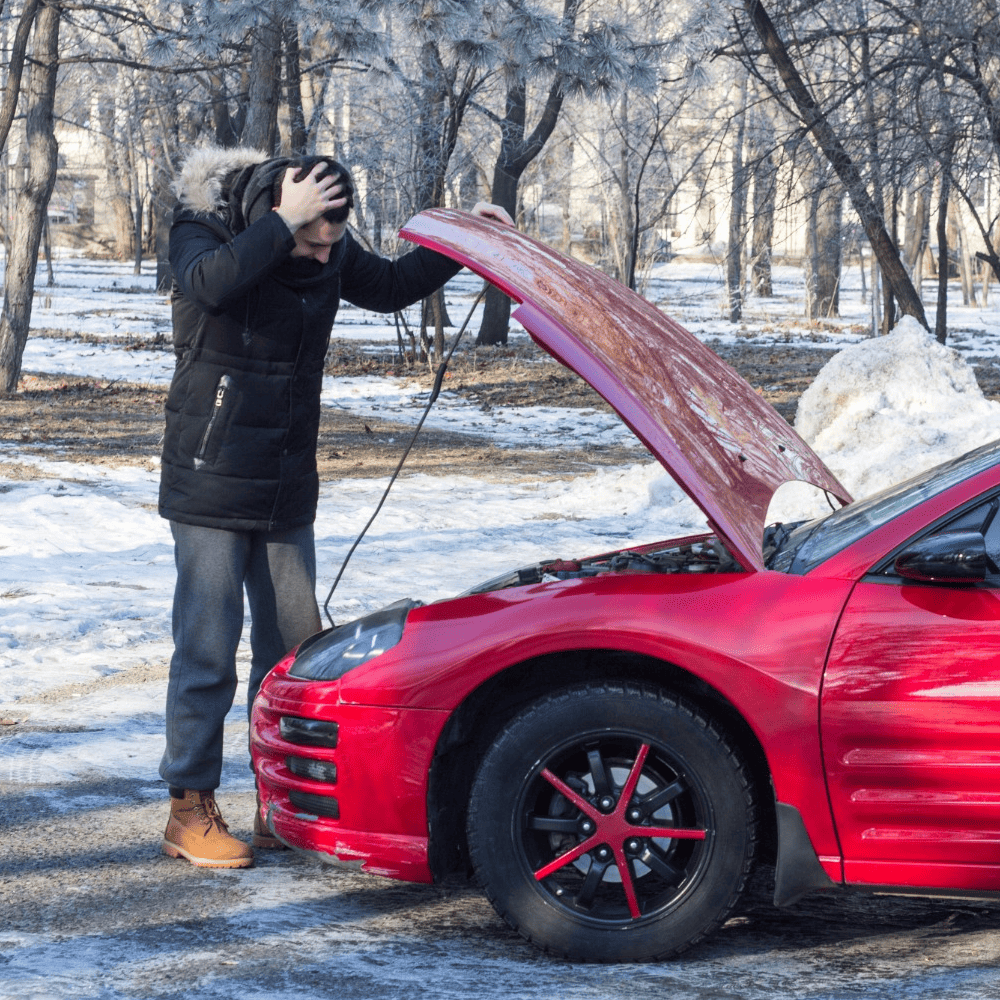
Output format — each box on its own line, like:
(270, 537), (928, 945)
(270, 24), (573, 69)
(322, 284), (489, 627)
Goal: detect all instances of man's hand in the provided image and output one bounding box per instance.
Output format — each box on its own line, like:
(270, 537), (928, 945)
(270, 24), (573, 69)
(274, 163), (348, 231)
(470, 202), (515, 226)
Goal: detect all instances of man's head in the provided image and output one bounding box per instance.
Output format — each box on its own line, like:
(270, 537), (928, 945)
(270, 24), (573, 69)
(273, 155), (355, 224)
(289, 217), (348, 263)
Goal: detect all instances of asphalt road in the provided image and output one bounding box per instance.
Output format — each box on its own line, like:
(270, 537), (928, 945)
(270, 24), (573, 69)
(3, 763), (1000, 1000)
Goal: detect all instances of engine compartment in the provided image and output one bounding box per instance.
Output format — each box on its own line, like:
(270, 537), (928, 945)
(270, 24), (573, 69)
(462, 536), (741, 596)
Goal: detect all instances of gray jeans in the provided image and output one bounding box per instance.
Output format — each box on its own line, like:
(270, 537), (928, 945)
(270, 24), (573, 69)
(159, 520), (322, 791)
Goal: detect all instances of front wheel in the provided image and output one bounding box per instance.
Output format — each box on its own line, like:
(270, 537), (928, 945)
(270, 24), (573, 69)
(467, 684), (758, 962)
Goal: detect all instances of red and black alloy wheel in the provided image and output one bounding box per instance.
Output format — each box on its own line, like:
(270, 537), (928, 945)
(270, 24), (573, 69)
(467, 684), (758, 962)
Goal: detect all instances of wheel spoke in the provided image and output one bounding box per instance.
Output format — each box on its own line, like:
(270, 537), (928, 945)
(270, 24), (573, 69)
(533, 834), (598, 880)
(540, 768), (599, 818)
(470, 689), (755, 959)
(587, 747), (614, 798)
(575, 856), (612, 909)
(616, 742), (651, 806)
(639, 843), (684, 884)
(637, 824), (707, 840)
(635, 778), (686, 817)
(526, 814), (580, 834)
(613, 848), (642, 918)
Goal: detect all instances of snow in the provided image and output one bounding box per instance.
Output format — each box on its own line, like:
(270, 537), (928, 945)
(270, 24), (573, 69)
(795, 317), (1000, 498)
(2, 252), (1000, 994)
(4, 254), (1000, 749)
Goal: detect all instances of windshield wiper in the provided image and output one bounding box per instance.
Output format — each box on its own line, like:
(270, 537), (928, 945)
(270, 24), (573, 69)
(762, 520), (808, 570)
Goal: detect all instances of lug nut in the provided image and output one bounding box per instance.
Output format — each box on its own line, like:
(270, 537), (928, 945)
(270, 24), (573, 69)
(625, 838), (643, 855)
(598, 795), (616, 812)
(594, 846), (612, 862)
(627, 807), (643, 823)
(580, 819), (595, 835)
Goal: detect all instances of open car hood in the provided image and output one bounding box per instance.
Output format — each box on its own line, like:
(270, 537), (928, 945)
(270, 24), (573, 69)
(400, 209), (851, 571)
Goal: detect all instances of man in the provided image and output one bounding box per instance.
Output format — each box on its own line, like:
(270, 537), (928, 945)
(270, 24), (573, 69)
(158, 146), (512, 867)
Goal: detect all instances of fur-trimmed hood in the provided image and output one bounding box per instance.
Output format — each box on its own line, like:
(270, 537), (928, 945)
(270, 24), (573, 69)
(171, 146), (271, 214)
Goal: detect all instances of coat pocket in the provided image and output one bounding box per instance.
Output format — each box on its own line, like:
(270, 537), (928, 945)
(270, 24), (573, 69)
(193, 373), (233, 470)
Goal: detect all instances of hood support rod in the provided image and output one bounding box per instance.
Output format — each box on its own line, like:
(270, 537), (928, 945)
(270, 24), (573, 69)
(322, 285), (489, 626)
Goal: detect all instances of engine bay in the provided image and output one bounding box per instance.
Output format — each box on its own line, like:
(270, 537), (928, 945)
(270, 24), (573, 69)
(461, 536), (741, 596)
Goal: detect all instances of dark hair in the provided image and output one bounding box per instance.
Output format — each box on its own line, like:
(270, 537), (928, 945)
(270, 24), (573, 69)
(273, 155), (355, 223)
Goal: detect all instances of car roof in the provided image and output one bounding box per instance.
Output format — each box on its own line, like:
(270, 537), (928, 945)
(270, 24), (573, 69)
(400, 209), (851, 570)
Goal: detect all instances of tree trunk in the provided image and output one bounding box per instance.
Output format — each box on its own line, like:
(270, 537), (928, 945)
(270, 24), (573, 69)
(42, 215), (54, 286)
(241, 17), (283, 153)
(0, 0), (40, 156)
(133, 192), (144, 276)
(805, 185), (820, 320)
(951, 202), (977, 307)
(153, 79), (179, 292)
(903, 176), (931, 296)
(935, 146), (952, 344)
(751, 150), (775, 297)
(477, 0), (578, 345)
(478, 164), (520, 345)
(100, 89), (136, 261)
(814, 177), (842, 317)
(744, 0), (928, 329)
(560, 141), (574, 254)
(477, 72), (568, 344)
(0, 1), (60, 393)
(411, 39), (474, 335)
(284, 21), (307, 154)
(617, 93), (640, 290)
(726, 73), (749, 322)
(208, 70), (239, 148)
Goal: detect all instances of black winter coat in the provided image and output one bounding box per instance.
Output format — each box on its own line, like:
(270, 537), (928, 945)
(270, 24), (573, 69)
(159, 158), (460, 532)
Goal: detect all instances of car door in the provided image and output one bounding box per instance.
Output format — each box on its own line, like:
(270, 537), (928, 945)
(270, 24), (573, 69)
(821, 490), (1000, 890)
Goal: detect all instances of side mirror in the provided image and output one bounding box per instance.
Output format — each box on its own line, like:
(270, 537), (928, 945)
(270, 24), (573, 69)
(894, 530), (988, 584)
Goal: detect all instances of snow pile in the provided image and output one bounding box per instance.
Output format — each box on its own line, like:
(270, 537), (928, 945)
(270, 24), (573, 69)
(794, 317), (1000, 498)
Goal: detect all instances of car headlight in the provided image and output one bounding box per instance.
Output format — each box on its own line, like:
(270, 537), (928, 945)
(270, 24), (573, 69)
(288, 599), (418, 681)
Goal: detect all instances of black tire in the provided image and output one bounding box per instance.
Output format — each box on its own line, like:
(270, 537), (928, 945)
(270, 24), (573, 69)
(467, 684), (758, 962)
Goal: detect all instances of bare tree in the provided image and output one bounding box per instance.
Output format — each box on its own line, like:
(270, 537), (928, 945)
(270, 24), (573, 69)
(574, 66), (709, 294)
(241, 13), (284, 152)
(748, 106), (777, 297)
(0, 0), (40, 156)
(726, 68), (749, 321)
(0, 1), (61, 392)
(477, 0), (658, 343)
(739, 0), (929, 329)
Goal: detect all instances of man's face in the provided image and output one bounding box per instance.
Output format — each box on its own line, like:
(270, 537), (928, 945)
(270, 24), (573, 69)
(290, 217), (347, 263)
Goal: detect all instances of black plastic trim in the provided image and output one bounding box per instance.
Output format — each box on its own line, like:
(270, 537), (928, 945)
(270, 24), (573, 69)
(773, 801), (837, 906)
(279, 717), (339, 748)
(289, 790), (340, 819)
(286, 755), (338, 784)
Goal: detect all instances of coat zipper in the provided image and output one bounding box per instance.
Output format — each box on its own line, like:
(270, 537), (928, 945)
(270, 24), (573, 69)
(194, 373), (232, 466)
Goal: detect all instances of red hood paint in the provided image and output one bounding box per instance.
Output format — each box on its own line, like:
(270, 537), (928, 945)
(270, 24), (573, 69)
(400, 209), (851, 570)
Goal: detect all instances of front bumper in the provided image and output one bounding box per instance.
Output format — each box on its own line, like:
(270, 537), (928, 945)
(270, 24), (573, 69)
(250, 658), (450, 883)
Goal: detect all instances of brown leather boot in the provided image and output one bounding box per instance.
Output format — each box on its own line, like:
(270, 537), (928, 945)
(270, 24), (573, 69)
(161, 790), (254, 868)
(252, 792), (287, 850)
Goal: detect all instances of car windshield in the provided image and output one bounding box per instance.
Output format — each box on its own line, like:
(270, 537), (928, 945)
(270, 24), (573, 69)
(766, 438), (1000, 575)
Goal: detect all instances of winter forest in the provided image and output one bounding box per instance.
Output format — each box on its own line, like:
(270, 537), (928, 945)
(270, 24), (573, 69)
(6, 4), (1000, 989)
(2, 0), (1000, 393)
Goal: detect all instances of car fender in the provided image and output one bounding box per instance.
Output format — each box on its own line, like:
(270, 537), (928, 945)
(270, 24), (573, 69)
(341, 569), (856, 867)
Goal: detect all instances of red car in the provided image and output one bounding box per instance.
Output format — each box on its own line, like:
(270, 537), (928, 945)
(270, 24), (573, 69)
(251, 210), (1000, 962)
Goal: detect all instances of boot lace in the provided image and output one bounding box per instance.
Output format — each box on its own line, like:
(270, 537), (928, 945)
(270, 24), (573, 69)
(192, 793), (230, 834)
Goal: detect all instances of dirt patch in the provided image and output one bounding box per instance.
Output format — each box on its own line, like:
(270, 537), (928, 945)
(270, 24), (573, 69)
(6, 338), (1000, 484)
(4, 341), (647, 480)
